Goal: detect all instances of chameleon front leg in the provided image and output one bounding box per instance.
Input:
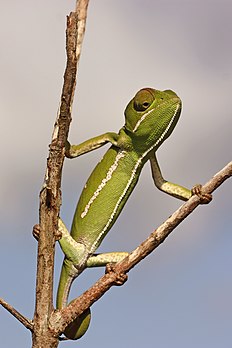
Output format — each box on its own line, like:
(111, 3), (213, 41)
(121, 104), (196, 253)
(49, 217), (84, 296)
(65, 132), (120, 158)
(150, 152), (212, 203)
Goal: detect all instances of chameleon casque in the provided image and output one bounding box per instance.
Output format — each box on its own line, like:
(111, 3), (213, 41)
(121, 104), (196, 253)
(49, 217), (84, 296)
(52, 87), (210, 339)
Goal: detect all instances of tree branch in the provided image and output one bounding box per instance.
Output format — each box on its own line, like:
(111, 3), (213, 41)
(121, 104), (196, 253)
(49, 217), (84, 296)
(0, 298), (33, 332)
(31, 1), (89, 347)
(0, 3), (89, 346)
(49, 161), (232, 335)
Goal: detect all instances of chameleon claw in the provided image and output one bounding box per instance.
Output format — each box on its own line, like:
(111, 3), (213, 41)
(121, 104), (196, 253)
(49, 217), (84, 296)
(32, 222), (62, 241)
(191, 184), (212, 204)
(105, 264), (128, 286)
(32, 224), (41, 241)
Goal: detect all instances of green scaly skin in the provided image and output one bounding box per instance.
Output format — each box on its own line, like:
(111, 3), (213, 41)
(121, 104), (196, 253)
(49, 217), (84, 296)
(56, 88), (209, 339)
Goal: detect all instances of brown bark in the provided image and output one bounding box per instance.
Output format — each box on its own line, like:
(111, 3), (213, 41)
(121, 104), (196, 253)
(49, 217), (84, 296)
(32, 2), (89, 347)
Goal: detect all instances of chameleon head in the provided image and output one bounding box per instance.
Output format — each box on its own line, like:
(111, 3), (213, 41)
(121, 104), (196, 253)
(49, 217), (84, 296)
(124, 88), (182, 152)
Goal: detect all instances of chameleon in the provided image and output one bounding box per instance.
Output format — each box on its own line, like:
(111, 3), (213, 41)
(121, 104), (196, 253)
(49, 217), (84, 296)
(55, 87), (211, 339)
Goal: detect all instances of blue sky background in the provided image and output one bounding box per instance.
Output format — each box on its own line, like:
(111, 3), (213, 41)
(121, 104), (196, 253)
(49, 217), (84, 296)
(0, 1), (231, 347)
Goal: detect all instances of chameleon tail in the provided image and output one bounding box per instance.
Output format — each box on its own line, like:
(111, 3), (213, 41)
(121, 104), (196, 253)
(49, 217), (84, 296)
(56, 259), (91, 340)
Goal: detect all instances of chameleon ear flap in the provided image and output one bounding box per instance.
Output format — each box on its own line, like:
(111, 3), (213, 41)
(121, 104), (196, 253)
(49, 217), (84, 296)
(162, 90), (178, 97)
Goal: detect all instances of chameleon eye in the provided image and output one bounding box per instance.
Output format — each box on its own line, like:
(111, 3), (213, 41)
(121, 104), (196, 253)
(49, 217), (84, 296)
(133, 88), (155, 111)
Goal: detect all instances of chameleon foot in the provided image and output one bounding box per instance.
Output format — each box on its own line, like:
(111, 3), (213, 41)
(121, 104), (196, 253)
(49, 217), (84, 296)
(191, 184), (212, 204)
(32, 224), (40, 241)
(32, 222), (62, 241)
(105, 264), (128, 286)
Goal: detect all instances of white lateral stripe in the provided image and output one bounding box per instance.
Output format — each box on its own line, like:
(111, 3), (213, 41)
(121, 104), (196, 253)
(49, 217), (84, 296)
(90, 103), (180, 253)
(133, 108), (155, 132)
(81, 151), (126, 218)
(90, 159), (140, 253)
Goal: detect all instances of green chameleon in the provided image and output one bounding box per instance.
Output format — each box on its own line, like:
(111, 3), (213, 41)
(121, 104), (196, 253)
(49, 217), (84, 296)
(55, 88), (211, 339)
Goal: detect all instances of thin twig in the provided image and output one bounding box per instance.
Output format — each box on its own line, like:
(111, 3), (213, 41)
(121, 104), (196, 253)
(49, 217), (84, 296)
(0, 298), (33, 332)
(49, 161), (232, 334)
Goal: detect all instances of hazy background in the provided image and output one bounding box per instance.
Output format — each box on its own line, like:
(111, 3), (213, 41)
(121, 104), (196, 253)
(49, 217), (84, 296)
(0, 1), (231, 347)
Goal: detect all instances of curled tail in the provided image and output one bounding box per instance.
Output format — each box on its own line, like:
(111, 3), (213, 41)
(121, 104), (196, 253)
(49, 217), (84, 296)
(56, 259), (91, 340)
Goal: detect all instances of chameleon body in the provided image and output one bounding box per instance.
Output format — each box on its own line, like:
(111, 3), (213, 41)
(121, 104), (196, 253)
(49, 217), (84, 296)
(57, 88), (197, 339)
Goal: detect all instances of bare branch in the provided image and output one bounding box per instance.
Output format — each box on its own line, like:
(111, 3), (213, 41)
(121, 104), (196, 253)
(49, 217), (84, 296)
(49, 161), (232, 335)
(0, 298), (33, 332)
(32, 1), (89, 346)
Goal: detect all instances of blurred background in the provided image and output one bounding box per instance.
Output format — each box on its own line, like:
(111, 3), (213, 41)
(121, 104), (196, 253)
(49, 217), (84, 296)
(0, 1), (231, 347)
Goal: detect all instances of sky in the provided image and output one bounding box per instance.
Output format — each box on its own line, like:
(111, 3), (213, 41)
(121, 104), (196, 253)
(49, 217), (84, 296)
(0, 1), (232, 347)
